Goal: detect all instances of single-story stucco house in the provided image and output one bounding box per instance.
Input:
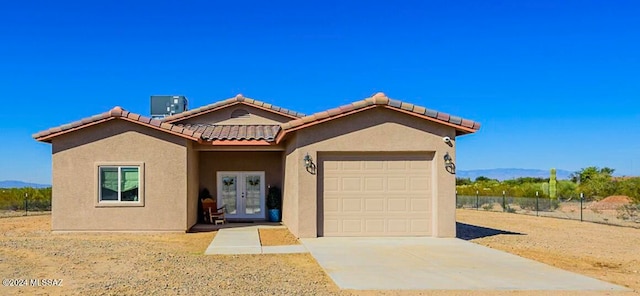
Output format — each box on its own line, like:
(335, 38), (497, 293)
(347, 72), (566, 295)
(33, 93), (479, 238)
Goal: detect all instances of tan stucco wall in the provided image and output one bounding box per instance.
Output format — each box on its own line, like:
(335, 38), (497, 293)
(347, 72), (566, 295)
(176, 105), (293, 125)
(282, 134), (300, 236)
(186, 142), (199, 229)
(282, 107), (457, 238)
(197, 151), (284, 209)
(51, 120), (190, 231)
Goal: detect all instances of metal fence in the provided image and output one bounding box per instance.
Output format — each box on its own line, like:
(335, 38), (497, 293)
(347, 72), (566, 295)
(0, 195), (51, 217)
(457, 194), (640, 229)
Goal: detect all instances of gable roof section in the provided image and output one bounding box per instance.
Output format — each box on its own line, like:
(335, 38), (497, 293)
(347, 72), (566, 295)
(34, 93), (480, 146)
(33, 107), (203, 143)
(163, 94), (305, 123)
(276, 92), (480, 143)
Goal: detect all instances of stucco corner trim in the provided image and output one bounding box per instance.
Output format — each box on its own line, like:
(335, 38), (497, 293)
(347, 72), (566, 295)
(94, 162), (146, 208)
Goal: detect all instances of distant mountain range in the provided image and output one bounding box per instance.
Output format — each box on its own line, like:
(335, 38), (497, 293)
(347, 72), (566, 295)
(0, 180), (51, 189)
(457, 168), (573, 181)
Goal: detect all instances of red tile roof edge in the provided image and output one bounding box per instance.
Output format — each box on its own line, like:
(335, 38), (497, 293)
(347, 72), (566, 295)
(162, 94), (305, 123)
(176, 124), (281, 142)
(277, 92), (480, 142)
(33, 106), (203, 143)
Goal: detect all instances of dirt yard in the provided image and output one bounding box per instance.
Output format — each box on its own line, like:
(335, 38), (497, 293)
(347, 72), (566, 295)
(258, 228), (300, 246)
(0, 213), (638, 295)
(0, 215), (341, 296)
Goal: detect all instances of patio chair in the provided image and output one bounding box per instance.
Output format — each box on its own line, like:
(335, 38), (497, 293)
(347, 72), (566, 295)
(202, 198), (226, 225)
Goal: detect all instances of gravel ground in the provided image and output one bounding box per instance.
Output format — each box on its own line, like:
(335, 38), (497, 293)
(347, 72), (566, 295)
(1, 213), (638, 295)
(0, 215), (342, 296)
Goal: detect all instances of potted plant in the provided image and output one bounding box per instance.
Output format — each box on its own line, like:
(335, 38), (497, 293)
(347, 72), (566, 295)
(266, 186), (282, 222)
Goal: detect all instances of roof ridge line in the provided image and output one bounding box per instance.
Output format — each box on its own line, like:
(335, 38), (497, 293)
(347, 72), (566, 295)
(163, 95), (305, 122)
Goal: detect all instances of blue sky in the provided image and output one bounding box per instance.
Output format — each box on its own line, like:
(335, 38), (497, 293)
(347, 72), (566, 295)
(1, 0), (639, 184)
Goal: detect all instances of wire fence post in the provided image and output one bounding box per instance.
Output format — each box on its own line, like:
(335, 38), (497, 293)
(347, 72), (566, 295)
(536, 191), (540, 217)
(476, 190), (479, 210)
(502, 190), (506, 212)
(580, 192), (584, 222)
(24, 193), (28, 216)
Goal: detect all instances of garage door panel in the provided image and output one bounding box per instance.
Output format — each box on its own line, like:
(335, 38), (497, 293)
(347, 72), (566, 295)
(411, 219), (430, 233)
(342, 220), (363, 233)
(322, 154), (433, 237)
(324, 177), (339, 191)
(324, 219), (338, 233)
(388, 199), (408, 211)
(410, 160), (430, 169)
(324, 198), (339, 212)
(365, 219), (385, 232)
(342, 198), (362, 212)
(341, 161), (362, 170)
(387, 219), (408, 232)
(364, 177), (384, 191)
(341, 177), (362, 191)
(410, 177), (429, 190)
(387, 161), (408, 170)
(411, 199), (430, 211)
(387, 178), (407, 191)
(364, 161), (384, 170)
(365, 199), (384, 212)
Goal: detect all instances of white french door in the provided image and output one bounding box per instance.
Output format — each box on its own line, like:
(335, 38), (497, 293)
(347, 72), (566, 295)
(216, 172), (265, 219)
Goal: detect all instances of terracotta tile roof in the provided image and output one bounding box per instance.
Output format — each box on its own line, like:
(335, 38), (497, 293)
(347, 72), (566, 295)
(176, 124), (281, 142)
(163, 94), (305, 123)
(33, 106), (203, 143)
(277, 92), (480, 142)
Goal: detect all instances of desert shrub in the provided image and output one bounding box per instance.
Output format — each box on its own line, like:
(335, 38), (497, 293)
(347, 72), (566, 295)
(557, 181), (577, 199)
(539, 198), (560, 211)
(618, 177), (640, 203)
(515, 197), (537, 210)
(481, 203), (494, 211)
(617, 204), (640, 221)
(0, 187), (51, 211)
(456, 195), (477, 209)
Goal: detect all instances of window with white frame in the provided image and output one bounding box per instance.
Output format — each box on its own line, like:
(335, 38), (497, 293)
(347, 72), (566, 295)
(99, 166), (140, 202)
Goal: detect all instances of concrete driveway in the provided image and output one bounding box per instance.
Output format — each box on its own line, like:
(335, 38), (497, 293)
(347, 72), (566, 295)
(300, 237), (629, 291)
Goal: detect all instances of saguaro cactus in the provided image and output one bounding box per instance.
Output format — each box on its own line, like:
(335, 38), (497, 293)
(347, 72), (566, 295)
(549, 168), (557, 199)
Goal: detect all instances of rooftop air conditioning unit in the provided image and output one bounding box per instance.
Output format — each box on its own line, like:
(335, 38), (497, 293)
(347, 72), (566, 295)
(150, 95), (188, 119)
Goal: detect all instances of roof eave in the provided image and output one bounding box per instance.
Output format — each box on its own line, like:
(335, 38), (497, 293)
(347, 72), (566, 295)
(33, 117), (117, 143)
(275, 105), (479, 143)
(34, 116), (202, 144)
(386, 106), (479, 135)
(202, 140), (275, 146)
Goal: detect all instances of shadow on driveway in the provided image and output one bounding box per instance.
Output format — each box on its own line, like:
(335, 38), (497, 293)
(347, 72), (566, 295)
(456, 222), (525, 240)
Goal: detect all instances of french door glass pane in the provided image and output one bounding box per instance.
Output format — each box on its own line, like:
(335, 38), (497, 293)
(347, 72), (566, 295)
(245, 175), (261, 215)
(221, 176), (237, 214)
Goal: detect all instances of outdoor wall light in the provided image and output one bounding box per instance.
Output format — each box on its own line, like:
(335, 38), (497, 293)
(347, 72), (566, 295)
(304, 153), (316, 175)
(444, 152), (456, 174)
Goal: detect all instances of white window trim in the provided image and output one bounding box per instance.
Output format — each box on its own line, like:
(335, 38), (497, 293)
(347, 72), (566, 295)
(95, 162), (145, 207)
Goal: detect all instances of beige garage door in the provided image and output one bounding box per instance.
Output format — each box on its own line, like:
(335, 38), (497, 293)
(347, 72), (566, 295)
(321, 153), (433, 237)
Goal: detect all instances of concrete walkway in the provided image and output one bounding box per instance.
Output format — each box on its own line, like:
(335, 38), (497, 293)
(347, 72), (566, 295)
(204, 225), (307, 255)
(301, 237), (630, 291)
